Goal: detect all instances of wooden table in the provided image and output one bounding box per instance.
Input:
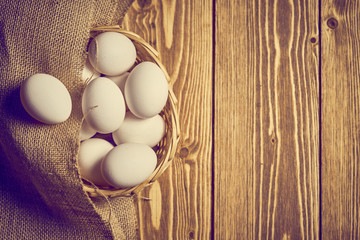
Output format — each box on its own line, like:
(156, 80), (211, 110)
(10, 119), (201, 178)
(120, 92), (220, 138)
(122, 0), (360, 239)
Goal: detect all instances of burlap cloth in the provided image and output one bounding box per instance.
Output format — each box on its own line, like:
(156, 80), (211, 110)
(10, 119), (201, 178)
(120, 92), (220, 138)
(0, 0), (138, 239)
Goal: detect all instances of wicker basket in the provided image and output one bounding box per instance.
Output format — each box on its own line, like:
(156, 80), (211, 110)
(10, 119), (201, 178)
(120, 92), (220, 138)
(82, 25), (180, 198)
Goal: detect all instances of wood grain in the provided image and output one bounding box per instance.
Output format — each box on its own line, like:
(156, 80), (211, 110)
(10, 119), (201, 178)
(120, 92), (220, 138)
(321, 1), (360, 239)
(121, 0), (360, 239)
(214, 0), (320, 239)
(122, 0), (213, 239)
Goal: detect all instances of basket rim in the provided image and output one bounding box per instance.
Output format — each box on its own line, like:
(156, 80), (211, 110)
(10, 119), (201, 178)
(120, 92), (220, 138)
(82, 25), (180, 198)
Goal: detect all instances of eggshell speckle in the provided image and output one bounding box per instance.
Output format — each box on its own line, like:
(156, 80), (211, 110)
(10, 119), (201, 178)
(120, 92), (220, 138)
(101, 143), (157, 188)
(112, 112), (165, 147)
(88, 32), (136, 76)
(82, 77), (126, 134)
(20, 73), (72, 124)
(125, 61), (168, 118)
(78, 138), (113, 186)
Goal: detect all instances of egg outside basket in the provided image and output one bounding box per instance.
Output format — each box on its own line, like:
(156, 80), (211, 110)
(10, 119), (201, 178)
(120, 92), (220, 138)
(82, 25), (180, 198)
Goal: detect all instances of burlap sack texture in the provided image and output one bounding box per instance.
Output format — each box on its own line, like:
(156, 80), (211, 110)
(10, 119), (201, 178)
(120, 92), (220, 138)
(0, 0), (138, 239)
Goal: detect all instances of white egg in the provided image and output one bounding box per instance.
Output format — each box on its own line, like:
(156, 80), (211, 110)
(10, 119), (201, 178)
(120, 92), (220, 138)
(78, 138), (113, 186)
(106, 72), (129, 94)
(79, 119), (97, 141)
(112, 112), (165, 147)
(102, 143), (157, 188)
(106, 72), (130, 109)
(82, 77), (126, 134)
(88, 32), (136, 76)
(20, 73), (72, 124)
(81, 58), (101, 83)
(125, 61), (168, 118)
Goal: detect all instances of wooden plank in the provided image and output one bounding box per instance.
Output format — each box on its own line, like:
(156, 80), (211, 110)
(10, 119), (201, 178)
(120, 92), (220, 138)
(214, 0), (320, 239)
(122, 0), (213, 239)
(321, 1), (360, 239)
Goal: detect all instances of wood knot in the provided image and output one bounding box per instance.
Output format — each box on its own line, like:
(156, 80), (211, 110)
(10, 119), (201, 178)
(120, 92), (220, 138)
(270, 133), (277, 144)
(179, 147), (189, 158)
(310, 37), (317, 44)
(327, 18), (338, 29)
(189, 231), (195, 239)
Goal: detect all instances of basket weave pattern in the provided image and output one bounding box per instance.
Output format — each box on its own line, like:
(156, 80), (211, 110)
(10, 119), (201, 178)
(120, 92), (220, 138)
(82, 26), (180, 198)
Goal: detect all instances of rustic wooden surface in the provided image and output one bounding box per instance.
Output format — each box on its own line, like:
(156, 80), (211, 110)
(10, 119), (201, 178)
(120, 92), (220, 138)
(215, 0), (320, 239)
(321, 1), (360, 239)
(123, 0), (213, 239)
(122, 0), (360, 239)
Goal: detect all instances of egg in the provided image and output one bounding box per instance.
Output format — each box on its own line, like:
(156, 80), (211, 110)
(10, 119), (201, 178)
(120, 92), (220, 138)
(79, 119), (97, 141)
(20, 73), (72, 124)
(78, 138), (113, 186)
(125, 61), (168, 118)
(88, 32), (136, 76)
(112, 112), (165, 147)
(106, 72), (129, 94)
(82, 77), (126, 134)
(81, 58), (101, 83)
(101, 143), (157, 188)
(106, 72), (129, 109)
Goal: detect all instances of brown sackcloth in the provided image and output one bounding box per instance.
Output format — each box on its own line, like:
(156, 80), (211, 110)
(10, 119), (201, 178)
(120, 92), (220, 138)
(0, 0), (138, 239)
